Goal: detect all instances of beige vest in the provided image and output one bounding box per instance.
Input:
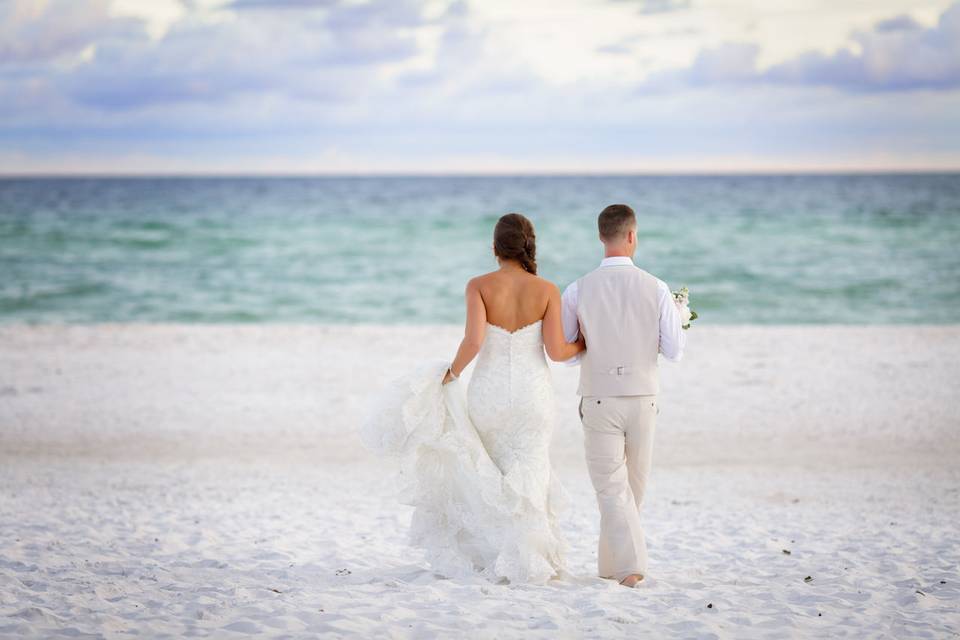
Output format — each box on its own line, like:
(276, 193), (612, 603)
(576, 264), (661, 397)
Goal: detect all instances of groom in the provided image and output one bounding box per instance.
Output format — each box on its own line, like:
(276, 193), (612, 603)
(561, 204), (685, 588)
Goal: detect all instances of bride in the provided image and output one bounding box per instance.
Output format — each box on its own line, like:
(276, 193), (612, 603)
(362, 213), (585, 584)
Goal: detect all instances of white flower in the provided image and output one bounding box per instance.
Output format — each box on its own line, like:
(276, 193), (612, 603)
(672, 286), (689, 306)
(671, 285), (696, 330)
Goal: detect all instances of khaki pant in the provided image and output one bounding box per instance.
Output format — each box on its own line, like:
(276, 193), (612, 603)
(579, 394), (657, 581)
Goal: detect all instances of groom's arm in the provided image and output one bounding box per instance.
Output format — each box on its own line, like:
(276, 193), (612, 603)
(560, 281), (581, 366)
(657, 279), (685, 362)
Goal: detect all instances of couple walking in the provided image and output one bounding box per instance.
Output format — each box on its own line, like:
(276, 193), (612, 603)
(362, 204), (685, 587)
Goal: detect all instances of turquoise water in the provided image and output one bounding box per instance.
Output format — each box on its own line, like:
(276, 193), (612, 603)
(1, 175), (958, 324)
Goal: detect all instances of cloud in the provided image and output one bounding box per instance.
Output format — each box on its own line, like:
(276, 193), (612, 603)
(228, 0), (434, 29)
(609, 0), (692, 15)
(687, 42), (759, 85)
(229, 0), (338, 8)
(58, 0), (434, 111)
(596, 26), (701, 57)
(0, 0), (145, 65)
(764, 3), (960, 91)
(874, 14), (921, 33)
(645, 2), (960, 93)
(392, 1), (539, 100)
(637, 0), (692, 14)
(596, 43), (632, 55)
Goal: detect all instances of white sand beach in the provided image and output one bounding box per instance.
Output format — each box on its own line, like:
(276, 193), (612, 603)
(1, 324), (958, 638)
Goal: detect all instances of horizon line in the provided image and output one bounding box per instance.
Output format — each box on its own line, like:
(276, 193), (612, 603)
(2, 168), (960, 179)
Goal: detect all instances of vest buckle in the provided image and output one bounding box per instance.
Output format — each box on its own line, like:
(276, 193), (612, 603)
(616, 366), (624, 376)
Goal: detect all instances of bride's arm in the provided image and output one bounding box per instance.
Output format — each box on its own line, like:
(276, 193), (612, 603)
(542, 284), (586, 362)
(443, 278), (487, 384)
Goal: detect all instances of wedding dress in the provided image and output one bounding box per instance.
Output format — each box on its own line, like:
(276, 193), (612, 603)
(360, 320), (568, 584)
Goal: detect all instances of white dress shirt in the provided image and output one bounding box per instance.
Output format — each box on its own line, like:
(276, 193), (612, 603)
(561, 256), (685, 365)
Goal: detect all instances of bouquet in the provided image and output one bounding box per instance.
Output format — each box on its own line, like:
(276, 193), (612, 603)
(672, 286), (698, 330)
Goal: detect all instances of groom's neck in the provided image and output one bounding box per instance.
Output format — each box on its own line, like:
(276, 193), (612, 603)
(603, 246), (634, 259)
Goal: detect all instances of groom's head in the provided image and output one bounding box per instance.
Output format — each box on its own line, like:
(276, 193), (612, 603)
(598, 204), (637, 256)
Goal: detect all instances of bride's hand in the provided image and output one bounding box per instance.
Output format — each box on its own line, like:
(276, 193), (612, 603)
(442, 368), (455, 385)
(576, 334), (586, 352)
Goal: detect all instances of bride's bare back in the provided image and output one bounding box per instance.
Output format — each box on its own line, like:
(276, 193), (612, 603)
(475, 267), (550, 333)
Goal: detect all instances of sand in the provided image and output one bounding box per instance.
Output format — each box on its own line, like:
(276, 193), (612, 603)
(1, 324), (959, 638)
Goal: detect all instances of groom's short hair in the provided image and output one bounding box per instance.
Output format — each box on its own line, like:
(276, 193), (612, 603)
(598, 204), (636, 241)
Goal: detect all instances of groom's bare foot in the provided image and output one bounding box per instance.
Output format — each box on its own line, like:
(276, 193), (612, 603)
(619, 574), (644, 588)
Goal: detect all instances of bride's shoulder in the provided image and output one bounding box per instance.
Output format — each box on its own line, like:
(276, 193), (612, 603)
(465, 271), (500, 293)
(529, 275), (562, 298)
(530, 273), (560, 289)
(468, 271), (498, 285)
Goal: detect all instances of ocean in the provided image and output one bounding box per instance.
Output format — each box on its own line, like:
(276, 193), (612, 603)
(1, 174), (958, 324)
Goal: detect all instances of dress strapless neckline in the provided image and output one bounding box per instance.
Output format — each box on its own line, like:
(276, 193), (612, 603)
(486, 319), (542, 336)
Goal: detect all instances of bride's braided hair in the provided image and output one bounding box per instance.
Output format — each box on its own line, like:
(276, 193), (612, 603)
(494, 213), (537, 275)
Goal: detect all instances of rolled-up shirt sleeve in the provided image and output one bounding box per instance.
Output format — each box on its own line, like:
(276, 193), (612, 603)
(657, 279), (685, 362)
(560, 281), (581, 366)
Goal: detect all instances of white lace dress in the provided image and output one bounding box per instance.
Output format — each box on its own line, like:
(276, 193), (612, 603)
(360, 320), (568, 584)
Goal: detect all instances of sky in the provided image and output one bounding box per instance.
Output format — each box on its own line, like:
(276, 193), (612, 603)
(1, 0), (959, 174)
